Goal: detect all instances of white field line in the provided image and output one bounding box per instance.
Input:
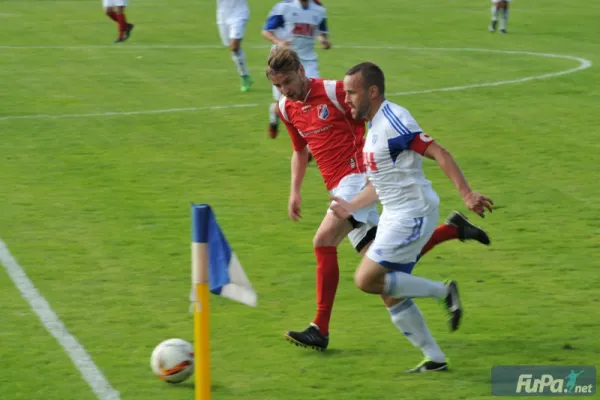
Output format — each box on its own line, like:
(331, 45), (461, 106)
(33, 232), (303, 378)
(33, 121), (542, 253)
(0, 239), (120, 400)
(0, 45), (591, 122)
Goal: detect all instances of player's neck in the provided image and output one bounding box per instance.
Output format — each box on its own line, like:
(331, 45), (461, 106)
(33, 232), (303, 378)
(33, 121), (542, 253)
(366, 97), (385, 122)
(300, 77), (311, 102)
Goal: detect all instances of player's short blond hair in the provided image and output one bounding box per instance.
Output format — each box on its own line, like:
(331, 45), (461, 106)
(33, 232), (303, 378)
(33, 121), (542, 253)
(266, 47), (302, 78)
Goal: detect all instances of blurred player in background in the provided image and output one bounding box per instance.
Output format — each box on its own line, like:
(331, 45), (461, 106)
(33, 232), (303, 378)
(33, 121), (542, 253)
(103, 0), (134, 43)
(266, 47), (491, 355)
(262, 0), (330, 139)
(489, 0), (511, 33)
(217, 0), (253, 92)
(330, 61), (493, 372)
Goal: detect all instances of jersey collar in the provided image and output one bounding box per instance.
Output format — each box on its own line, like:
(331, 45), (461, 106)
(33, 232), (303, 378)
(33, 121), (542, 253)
(368, 99), (389, 128)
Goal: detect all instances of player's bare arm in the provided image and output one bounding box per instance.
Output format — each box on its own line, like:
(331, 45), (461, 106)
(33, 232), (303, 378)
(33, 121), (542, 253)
(262, 30), (291, 47)
(289, 146), (311, 221)
(423, 141), (494, 217)
(318, 34), (331, 49)
(329, 181), (378, 219)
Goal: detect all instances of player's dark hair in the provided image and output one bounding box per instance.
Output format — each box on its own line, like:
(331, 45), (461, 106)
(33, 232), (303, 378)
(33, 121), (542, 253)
(345, 62), (385, 96)
(266, 47), (302, 78)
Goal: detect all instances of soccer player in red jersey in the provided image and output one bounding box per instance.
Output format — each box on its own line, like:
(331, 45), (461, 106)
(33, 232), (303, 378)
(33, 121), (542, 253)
(103, 0), (134, 43)
(266, 47), (490, 351)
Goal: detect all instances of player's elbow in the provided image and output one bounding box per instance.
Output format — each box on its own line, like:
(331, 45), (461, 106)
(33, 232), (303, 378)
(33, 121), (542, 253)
(291, 147), (309, 162)
(296, 146), (310, 158)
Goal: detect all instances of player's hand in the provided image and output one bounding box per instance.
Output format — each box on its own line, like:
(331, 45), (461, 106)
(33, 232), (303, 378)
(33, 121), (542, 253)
(288, 192), (302, 221)
(277, 39), (292, 48)
(329, 196), (354, 220)
(462, 192), (494, 218)
(321, 39), (331, 50)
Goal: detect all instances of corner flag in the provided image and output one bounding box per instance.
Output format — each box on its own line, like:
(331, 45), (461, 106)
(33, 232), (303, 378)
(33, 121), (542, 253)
(190, 204), (257, 400)
(191, 204), (257, 307)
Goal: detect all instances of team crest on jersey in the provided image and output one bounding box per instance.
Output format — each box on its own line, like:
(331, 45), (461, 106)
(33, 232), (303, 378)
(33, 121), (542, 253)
(317, 104), (329, 120)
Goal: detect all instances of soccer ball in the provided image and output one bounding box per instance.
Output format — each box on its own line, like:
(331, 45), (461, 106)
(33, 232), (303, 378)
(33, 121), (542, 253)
(150, 338), (194, 384)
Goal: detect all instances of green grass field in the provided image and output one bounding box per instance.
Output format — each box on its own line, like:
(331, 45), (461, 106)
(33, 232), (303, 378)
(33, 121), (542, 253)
(1, 0), (599, 399)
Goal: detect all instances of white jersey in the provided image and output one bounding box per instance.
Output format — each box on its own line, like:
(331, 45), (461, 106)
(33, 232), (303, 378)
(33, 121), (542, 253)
(217, 0), (249, 24)
(363, 100), (440, 216)
(264, 0), (328, 62)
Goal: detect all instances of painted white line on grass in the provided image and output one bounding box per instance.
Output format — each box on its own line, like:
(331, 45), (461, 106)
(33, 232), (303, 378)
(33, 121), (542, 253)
(0, 103), (259, 121)
(0, 45), (591, 121)
(381, 48), (593, 96)
(0, 239), (120, 400)
(0, 44), (226, 50)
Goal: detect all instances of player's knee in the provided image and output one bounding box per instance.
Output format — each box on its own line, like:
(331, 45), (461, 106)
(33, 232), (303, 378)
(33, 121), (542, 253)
(313, 227), (341, 247)
(230, 40), (241, 53)
(354, 269), (374, 293)
(313, 232), (335, 247)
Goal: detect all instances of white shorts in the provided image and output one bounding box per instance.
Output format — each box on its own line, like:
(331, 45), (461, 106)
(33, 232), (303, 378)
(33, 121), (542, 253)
(366, 208), (439, 273)
(218, 19), (248, 46)
(491, 0), (511, 3)
(272, 59), (320, 101)
(103, 0), (127, 7)
(328, 173), (380, 251)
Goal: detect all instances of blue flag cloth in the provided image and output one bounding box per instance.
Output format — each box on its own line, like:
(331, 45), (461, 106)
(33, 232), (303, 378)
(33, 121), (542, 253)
(191, 204), (257, 307)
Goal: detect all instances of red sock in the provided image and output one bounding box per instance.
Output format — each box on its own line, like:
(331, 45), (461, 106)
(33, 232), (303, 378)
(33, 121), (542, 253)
(106, 11), (118, 22)
(312, 246), (339, 336)
(420, 224), (458, 257)
(115, 13), (128, 39)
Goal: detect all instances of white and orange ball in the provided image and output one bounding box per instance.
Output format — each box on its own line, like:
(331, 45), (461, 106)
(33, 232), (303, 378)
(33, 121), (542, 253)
(150, 338), (194, 384)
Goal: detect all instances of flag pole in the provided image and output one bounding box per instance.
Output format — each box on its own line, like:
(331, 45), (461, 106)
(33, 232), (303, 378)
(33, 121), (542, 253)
(192, 204), (211, 400)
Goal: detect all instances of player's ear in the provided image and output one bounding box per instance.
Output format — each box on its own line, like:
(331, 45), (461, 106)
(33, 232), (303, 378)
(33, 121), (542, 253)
(368, 85), (378, 100)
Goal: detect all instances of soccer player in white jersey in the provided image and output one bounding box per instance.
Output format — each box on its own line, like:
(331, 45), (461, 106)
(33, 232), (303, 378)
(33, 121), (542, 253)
(217, 0), (253, 92)
(489, 0), (511, 33)
(330, 62), (494, 372)
(262, 0), (330, 138)
(103, 0), (134, 43)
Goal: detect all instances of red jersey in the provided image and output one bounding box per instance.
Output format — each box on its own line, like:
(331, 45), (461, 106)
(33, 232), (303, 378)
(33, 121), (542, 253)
(278, 78), (366, 190)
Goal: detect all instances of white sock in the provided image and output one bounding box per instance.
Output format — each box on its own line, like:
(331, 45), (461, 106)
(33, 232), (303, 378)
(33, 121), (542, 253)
(500, 7), (509, 30)
(389, 299), (446, 363)
(491, 5), (498, 21)
(269, 103), (279, 125)
(231, 49), (249, 77)
(384, 272), (447, 299)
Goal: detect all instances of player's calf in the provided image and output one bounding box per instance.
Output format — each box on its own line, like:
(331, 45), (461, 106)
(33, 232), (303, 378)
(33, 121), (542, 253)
(112, 6), (132, 43)
(230, 39), (252, 92)
(105, 8), (118, 21)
